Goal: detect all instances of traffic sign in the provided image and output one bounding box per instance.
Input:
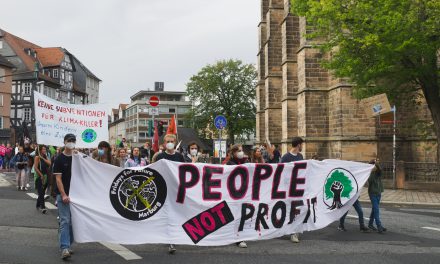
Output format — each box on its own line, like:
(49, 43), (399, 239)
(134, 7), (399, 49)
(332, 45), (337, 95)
(149, 108), (159, 116)
(149, 96), (160, 107)
(214, 115), (227, 130)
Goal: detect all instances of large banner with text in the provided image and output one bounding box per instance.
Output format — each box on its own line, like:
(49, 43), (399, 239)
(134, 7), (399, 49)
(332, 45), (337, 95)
(70, 155), (373, 245)
(33, 91), (108, 148)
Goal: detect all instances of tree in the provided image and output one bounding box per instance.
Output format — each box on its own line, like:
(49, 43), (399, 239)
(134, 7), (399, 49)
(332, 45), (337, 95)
(291, 0), (440, 163)
(186, 59), (257, 144)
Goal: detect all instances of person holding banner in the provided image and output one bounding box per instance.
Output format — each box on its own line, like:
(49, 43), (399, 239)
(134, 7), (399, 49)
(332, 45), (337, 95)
(53, 133), (76, 260)
(368, 159), (387, 233)
(34, 145), (51, 214)
(155, 134), (184, 163)
(281, 137), (305, 243)
(124, 147), (148, 168)
(115, 148), (128, 168)
(93, 141), (118, 166)
(338, 199), (370, 232)
(183, 142), (201, 163)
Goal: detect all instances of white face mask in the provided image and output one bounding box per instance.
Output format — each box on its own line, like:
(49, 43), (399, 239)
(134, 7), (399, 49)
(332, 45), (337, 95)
(159, 149), (163, 153)
(190, 149), (198, 156)
(65, 142), (75, 150)
(166, 143), (175, 150)
(236, 151), (244, 159)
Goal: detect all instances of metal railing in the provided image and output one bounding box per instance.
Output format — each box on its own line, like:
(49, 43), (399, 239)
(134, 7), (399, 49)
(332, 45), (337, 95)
(405, 162), (440, 182)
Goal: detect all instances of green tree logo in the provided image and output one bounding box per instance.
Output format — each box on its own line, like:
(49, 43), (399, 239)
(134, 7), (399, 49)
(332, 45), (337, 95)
(323, 169), (357, 210)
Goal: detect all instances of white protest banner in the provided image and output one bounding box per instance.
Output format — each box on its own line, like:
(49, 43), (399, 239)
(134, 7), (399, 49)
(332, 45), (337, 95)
(33, 91), (108, 148)
(70, 156), (373, 245)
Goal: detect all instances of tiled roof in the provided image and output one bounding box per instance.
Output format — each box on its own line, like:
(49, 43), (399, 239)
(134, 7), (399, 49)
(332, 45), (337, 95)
(0, 28), (41, 71)
(34, 47), (64, 67)
(119, 104), (128, 110)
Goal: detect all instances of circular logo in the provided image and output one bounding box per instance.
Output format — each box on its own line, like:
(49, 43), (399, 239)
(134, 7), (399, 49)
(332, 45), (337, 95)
(110, 168), (167, 221)
(323, 168), (358, 210)
(82, 129), (97, 143)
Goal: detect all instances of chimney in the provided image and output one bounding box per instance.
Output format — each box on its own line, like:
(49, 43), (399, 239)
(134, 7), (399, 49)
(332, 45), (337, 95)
(154, 82), (164, 91)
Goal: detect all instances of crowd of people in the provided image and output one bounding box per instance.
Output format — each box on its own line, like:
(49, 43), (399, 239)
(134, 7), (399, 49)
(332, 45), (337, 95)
(5, 134), (386, 260)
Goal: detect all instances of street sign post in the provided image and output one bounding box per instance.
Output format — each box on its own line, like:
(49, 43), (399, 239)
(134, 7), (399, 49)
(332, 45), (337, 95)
(149, 96), (160, 141)
(148, 108), (159, 116)
(214, 115), (227, 164)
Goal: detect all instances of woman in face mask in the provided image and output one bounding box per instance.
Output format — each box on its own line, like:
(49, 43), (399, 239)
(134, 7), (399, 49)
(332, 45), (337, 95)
(116, 148), (128, 168)
(124, 147), (148, 168)
(184, 142), (201, 163)
(226, 144), (248, 165)
(93, 141), (118, 166)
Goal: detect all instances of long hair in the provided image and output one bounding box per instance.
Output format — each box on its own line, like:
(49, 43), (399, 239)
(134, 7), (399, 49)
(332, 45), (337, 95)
(98, 141), (112, 164)
(229, 144), (241, 159)
(129, 147), (141, 160)
(251, 147), (264, 163)
(37, 145), (47, 159)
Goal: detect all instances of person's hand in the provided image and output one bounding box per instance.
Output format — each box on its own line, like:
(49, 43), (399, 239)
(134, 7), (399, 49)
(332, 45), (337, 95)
(62, 194), (70, 204)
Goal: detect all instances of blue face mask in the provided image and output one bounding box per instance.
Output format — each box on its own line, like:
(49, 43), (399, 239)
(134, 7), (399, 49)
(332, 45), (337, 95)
(98, 149), (105, 156)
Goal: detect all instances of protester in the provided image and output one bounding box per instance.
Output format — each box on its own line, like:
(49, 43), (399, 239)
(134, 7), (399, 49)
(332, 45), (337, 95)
(266, 144), (281, 163)
(140, 141), (155, 163)
(115, 148), (128, 168)
(14, 142), (19, 156)
(281, 136), (304, 243)
(34, 145), (51, 214)
(368, 158), (387, 233)
(124, 147), (148, 168)
(250, 146), (265, 163)
(184, 141), (201, 163)
(93, 141), (118, 166)
(338, 199), (369, 232)
(155, 134), (183, 254)
(151, 145), (165, 163)
(23, 140), (34, 190)
(4, 143), (13, 171)
(155, 134), (184, 163)
(0, 143), (5, 169)
(10, 146), (28, 191)
(118, 137), (128, 148)
(53, 133), (76, 260)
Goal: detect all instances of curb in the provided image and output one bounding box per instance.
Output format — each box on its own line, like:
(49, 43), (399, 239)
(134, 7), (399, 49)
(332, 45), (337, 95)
(359, 199), (440, 207)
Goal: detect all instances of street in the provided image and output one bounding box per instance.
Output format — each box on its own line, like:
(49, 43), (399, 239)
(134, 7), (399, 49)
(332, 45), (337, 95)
(1, 172), (439, 264)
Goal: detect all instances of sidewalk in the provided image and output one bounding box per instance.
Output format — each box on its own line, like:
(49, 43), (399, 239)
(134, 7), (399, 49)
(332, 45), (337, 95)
(359, 187), (440, 206)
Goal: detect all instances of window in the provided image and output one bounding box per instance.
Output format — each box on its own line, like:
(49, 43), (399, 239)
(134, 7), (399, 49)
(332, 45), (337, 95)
(0, 95), (3, 106)
(139, 132), (147, 138)
(24, 83), (31, 95)
(0, 40), (3, 49)
(24, 108), (31, 122)
(0, 68), (5, 82)
(61, 69), (65, 80)
(53, 69), (59, 78)
(0, 117), (2, 129)
(178, 120), (184, 126)
(169, 108), (175, 113)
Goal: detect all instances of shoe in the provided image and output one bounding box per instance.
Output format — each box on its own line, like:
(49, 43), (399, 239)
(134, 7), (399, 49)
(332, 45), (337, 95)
(237, 241), (247, 248)
(68, 249), (74, 255)
(61, 248), (71, 260)
(17, 186), (21, 191)
(168, 244), (176, 254)
(40, 208), (47, 214)
(290, 234), (300, 243)
(26, 183), (30, 188)
(44, 195), (50, 200)
(360, 226), (370, 233)
(337, 226), (347, 231)
(368, 225), (377, 231)
(378, 226), (387, 233)
(24, 187), (28, 191)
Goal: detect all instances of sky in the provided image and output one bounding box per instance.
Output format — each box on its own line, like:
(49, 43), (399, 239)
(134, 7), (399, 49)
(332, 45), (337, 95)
(0, 0), (260, 111)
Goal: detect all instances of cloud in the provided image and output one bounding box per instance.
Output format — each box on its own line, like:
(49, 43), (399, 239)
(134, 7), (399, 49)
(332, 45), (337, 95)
(0, 0), (259, 110)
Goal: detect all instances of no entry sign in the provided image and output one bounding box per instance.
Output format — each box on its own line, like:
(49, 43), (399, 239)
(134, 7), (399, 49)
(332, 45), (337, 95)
(149, 96), (160, 107)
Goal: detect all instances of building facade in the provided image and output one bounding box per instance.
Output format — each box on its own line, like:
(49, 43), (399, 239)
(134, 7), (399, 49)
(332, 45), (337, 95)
(124, 83), (191, 146)
(109, 104), (127, 145)
(256, 0), (437, 163)
(0, 29), (101, 142)
(0, 54), (15, 143)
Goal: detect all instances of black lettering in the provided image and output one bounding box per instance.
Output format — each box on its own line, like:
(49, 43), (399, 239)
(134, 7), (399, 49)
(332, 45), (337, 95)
(177, 164), (200, 203)
(227, 166), (249, 199)
(289, 162), (307, 197)
(255, 203), (269, 231)
(288, 200), (304, 224)
(238, 203), (255, 232)
(271, 201), (287, 228)
(271, 164), (286, 199)
(252, 164), (273, 200)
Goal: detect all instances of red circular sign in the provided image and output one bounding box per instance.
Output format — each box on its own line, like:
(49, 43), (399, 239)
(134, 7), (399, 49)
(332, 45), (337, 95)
(149, 96), (160, 107)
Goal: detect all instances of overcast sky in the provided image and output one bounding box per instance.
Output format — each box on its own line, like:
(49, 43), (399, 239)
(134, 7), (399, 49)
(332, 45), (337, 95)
(0, 0), (260, 110)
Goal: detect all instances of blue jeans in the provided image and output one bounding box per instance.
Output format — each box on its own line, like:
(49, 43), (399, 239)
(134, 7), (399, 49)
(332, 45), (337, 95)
(369, 194), (382, 227)
(339, 199), (365, 227)
(56, 195), (74, 250)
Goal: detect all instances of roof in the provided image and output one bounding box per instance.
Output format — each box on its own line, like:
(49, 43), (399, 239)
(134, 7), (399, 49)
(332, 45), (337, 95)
(0, 54), (15, 68)
(66, 50), (101, 81)
(0, 28), (41, 71)
(34, 47), (64, 67)
(119, 104), (128, 110)
(130, 90), (186, 100)
(112, 108), (118, 115)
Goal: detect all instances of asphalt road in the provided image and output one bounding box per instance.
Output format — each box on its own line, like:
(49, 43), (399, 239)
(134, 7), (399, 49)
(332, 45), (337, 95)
(1, 172), (439, 264)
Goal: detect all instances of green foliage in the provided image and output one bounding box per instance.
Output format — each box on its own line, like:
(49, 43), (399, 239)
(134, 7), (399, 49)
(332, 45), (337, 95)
(186, 59), (257, 143)
(325, 170), (354, 199)
(290, 0), (440, 102)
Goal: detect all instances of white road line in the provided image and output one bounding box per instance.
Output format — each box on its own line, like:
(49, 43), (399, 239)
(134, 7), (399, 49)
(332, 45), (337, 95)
(0, 174), (12, 187)
(347, 214), (369, 221)
(100, 242), (142, 260)
(26, 193), (57, 209)
(422, 227), (440, 232)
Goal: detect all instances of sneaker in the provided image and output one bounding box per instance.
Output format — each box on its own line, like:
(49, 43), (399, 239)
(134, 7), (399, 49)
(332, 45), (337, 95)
(24, 187), (28, 191)
(360, 226), (370, 233)
(26, 183), (30, 188)
(378, 226), (387, 234)
(168, 244), (176, 254)
(337, 226), (347, 232)
(61, 248), (71, 260)
(237, 241), (247, 248)
(368, 225), (377, 231)
(40, 208), (47, 214)
(68, 249), (74, 255)
(44, 195), (50, 200)
(17, 186), (21, 191)
(290, 233), (300, 243)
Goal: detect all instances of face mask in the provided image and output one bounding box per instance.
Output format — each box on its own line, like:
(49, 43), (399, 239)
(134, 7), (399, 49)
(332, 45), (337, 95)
(159, 149), (163, 153)
(190, 149), (198, 156)
(65, 142), (75, 150)
(127, 150), (131, 154)
(98, 149), (105, 156)
(166, 143), (175, 150)
(237, 151), (244, 159)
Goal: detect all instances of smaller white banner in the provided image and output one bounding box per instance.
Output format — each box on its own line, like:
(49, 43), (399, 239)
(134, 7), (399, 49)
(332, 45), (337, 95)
(33, 91), (108, 148)
(214, 140), (227, 159)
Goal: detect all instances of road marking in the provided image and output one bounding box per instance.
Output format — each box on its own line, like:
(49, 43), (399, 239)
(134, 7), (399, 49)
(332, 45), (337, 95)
(422, 227), (440, 232)
(0, 174), (12, 187)
(100, 242), (142, 260)
(347, 214), (369, 221)
(26, 193), (57, 209)
(400, 208), (440, 214)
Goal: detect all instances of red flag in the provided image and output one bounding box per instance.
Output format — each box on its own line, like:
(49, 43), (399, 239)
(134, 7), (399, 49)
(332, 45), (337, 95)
(166, 115), (177, 135)
(152, 122), (159, 152)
